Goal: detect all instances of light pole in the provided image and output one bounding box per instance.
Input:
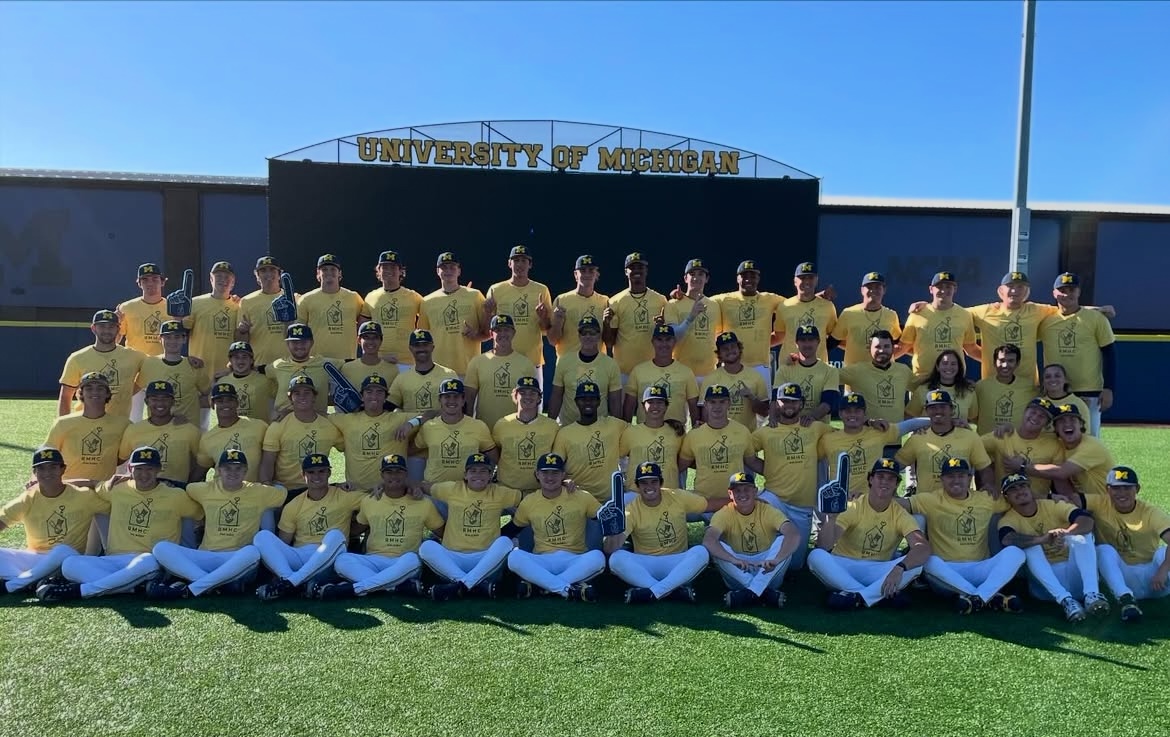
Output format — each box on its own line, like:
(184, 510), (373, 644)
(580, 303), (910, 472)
(1009, 0), (1037, 274)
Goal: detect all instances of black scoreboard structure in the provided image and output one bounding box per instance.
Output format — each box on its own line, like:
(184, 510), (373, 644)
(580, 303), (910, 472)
(268, 121), (819, 295)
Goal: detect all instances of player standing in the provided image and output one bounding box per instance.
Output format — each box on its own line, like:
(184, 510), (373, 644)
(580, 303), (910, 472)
(464, 315), (537, 431)
(831, 271), (901, 368)
(711, 260), (782, 386)
(363, 250), (424, 372)
(418, 252), (488, 377)
(604, 252), (668, 386)
(45, 372), (131, 484)
(552, 382), (628, 502)
(297, 254), (370, 362)
(484, 245), (553, 389)
(59, 309), (147, 419)
(547, 255), (609, 360)
(237, 255), (298, 367)
(547, 315), (623, 425)
(775, 262), (838, 363)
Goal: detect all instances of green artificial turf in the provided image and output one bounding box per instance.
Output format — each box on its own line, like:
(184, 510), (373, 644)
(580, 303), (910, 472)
(1, 400), (1166, 737)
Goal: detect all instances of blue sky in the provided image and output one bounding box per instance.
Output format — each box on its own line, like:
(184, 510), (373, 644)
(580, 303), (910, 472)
(1, 1), (1167, 203)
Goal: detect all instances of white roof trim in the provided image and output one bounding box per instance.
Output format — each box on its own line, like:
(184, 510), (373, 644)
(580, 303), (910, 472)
(820, 194), (1170, 216)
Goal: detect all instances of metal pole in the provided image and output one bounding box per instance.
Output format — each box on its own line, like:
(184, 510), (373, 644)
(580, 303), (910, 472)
(1009, 0), (1037, 274)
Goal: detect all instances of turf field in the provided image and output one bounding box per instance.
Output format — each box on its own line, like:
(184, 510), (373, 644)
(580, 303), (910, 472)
(1, 398), (1166, 737)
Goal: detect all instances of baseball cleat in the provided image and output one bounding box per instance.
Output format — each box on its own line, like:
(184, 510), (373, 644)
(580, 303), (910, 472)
(430, 582), (464, 602)
(759, 589), (787, 608)
(1061, 596), (1086, 623)
(256, 578), (295, 601)
(566, 582), (597, 602)
(724, 589), (759, 609)
(472, 581), (498, 599)
(516, 580), (536, 600)
(954, 594), (985, 615)
(667, 585), (698, 604)
(826, 590), (864, 610)
(624, 587), (654, 604)
(1083, 592), (1110, 617)
(36, 581), (81, 602)
(1118, 594), (1143, 623)
(988, 592), (1024, 613)
(146, 581), (190, 601)
(393, 578), (425, 597)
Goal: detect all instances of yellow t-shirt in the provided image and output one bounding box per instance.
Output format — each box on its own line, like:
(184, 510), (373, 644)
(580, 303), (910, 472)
(45, 412), (131, 482)
(484, 280), (553, 367)
(551, 417), (628, 501)
(551, 351), (622, 425)
(59, 345), (146, 418)
(679, 421), (757, 499)
(1085, 496), (1170, 566)
(906, 384), (978, 422)
(1058, 436), (1115, 497)
(831, 498), (920, 561)
(712, 291), (782, 368)
(331, 410), (410, 490)
(186, 479), (285, 551)
(753, 421), (832, 508)
(514, 488), (601, 553)
(973, 378), (1038, 431)
(138, 357), (210, 422)
(388, 364), (458, 413)
(831, 304), (903, 367)
(415, 416), (496, 484)
(710, 502), (788, 555)
(608, 288), (669, 374)
(1039, 309), (1115, 393)
(969, 302), (1058, 383)
(624, 360), (699, 425)
(357, 494), (445, 556)
(894, 427), (992, 495)
(998, 499), (1080, 562)
(817, 426), (902, 495)
(776, 296), (839, 363)
(183, 294), (240, 385)
(364, 286), (424, 366)
(981, 431), (1062, 497)
(900, 304), (977, 381)
(297, 287), (369, 362)
(267, 356), (334, 415)
(624, 489), (707, 555)
(430, 481), (522, 553)
(238, 288), (294, 367)
(839, 362), (912, 424)
(218, 371), (276, 422)
(774, 359), (840, 416)
(261, 414), (344, 488)
(663, 296), (718, 377)
(551, 290), (609, 358)
(97, 480), (202, 555)
(492, 413), (560, 492)
(465, 351), (538, 432)
(118, 420), (202, 483)
(197, 416), (269, 482)
(277, 486), (363, 545)
(619, 423), (683, 488)
(910, 492), (1010, 562)
(341, 359), (395, 395)
(418, 286), (487, 375)
(117, 297), (166, 356)
(702, 367), (768, 431)
(0, 483), (108, 553)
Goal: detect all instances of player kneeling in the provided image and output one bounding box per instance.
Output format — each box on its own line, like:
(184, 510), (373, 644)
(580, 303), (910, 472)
(997, 473), (1106, 622)
(253, 453), (362, 601)
(605, 461), (710, 604)
(315, 454), (444, 600)
(0, 448), (105, 595)
(420, 453), (521, 601)
(702, 472), (801, 609)
(38, 447), (202, 602)
(147, 449), (284, 600)
(900, 457), (1026, 614)
(506, 453), (606, 601)
(808, 459), (931, 610)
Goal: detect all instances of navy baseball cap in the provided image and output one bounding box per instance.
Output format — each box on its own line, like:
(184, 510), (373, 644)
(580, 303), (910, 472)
(286, 323), (313, 341)
(361, 375), (389, 392)
(490, 314), (515, 330)
(635, 462), (663, 482)
(128, 447), (162, 468)
(137, 263), (161, 278)
(302, 453), (331, 470)
(438, 378), (465, 396)
(316, 254), (341, 269)
(79, 371), (110, 387)
(684, 258), (708, 274)
(508, 245), (531, 260)
(381, 453), (408, 471)
(255, 255), (280, 269)
(515, 376), (540, 391)
(536, 453), (565, 472)
(1051, 402), (1083, 420)
(652, 324), (675, 339)
(228, 341), (253, 354)
(145, 380), (175, 397)
(729, 471), (757, 486)
(465, 453), (492, 468)
(794, 324), (820, 340)
(1106, 466), (1139, 487)
(436, 252), (458, 267)
(869, 458), (901, 477)
(575, 381), (601, 399)
(715, 331), (739, 347)
(218, 449), (248, 466)
(704, 384), (731, 400)
(624, 252), (647, 268)
(1001, 271), (1029, 286)
(1054, 272), (1080, 289)
(574, 255), (597, 270)
(92, 309), (118, 325)
(159, 320), (186, 335)
(287, 375), (317, 393)
(378, 250), (401, 264)
(939, 457), (972, 475)
(642, 385), (669, 402)
(577, 315), (602, 333)
(930, 271), (957, 286)
(358, 321), (382, 337)
(840, 393), (867, 410)
(210, 382), (238, 399)
(861, 271), (885, 286)
(211, 261), (234, 274)
(924, 389), (953, 407)
(32, 447), (64, 467)
(794, 262), (816, 276)
(773, 383), (804, 402)
(1001, 473), (1031, 493)
(736, 260), (760, 274)
(408, 329), (434, 345)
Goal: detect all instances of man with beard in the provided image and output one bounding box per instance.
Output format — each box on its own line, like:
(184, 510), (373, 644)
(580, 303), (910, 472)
(974, 344), (1037, 432)
(839, 330), (912, 427)
(59, 309), (147, 419)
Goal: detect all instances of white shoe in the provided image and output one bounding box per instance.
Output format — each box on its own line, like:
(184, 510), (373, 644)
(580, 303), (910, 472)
(1084, 592), (1110, 617)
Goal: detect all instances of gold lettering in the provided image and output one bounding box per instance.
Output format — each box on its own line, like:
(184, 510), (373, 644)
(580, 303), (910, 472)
(472, 142), (490, 166)
(596, 146), (623, 171)
(382, 138), (408, 163)
(551, 145), (571, 170)
(520, 143), (543, 168)
(452, 141), (473, 166)
(669, 149), (682, 173)
(633, 148), (651, 173)
(502, 142), (522, 167)
(718, 151), (740, 175)
(681, 150), (698, 174)
(699, 150), (717, 175)
(357, 137), (377, 162)
(433, 141), (454, 165)
(411, 139), (435, 165)
(569, 145), (588, 170)
(490, 142), (503, 167)
(650, 149), (670, 173)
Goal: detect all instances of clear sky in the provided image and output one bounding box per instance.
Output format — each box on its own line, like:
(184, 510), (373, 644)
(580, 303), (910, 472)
(1, 0), (1167, 203)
